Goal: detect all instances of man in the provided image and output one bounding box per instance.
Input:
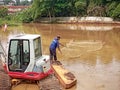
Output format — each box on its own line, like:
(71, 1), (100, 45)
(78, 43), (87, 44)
(49, 35), (63, 63)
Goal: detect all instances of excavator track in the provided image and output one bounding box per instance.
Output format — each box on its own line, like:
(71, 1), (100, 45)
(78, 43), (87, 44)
(11, 74), (61, 90)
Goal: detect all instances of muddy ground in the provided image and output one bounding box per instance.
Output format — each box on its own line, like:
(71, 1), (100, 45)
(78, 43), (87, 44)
(39, 74), (62, 90)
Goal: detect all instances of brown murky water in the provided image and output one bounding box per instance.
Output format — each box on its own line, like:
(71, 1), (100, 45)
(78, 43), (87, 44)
(0, 23), (120, 90)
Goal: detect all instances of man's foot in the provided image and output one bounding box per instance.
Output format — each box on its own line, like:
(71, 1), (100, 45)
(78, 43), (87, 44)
(54, 60), (62, 65)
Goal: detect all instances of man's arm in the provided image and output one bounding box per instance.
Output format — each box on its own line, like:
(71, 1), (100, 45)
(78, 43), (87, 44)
(58, 46), (62, 54)
(59, 43), (65, 47)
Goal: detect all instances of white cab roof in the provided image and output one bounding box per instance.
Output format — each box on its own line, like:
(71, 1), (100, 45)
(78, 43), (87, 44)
(9, 34), (41, 40)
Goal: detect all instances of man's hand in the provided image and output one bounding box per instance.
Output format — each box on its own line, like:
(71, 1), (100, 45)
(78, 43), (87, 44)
(58, 47), (62, 54)
(60, 43), (66, 47)
(59, 50), (62, 54)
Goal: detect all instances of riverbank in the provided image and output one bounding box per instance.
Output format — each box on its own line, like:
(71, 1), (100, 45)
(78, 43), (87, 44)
(37, 17), (120, 25)
(0, 17), (120, 28)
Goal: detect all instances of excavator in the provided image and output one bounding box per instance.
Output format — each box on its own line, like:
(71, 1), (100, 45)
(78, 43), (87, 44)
(0, 34), (76, 90)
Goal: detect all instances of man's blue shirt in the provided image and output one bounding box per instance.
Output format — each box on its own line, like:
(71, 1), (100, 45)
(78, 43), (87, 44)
(50, 38), (59, 50)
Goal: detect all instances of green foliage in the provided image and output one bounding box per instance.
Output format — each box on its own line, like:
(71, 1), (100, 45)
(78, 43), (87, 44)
(75, 1), (86, 16)
(55, 0), (73, 16)
(30, 0), (88, 18)
(6, 0), (119, 23)
(112, 3), (120, 19)
(14, 8), (33, 23)
(87, 0), (120, 19)
(0, 6), (8, 18)
(93, 0), (107, 6)
(106, 1), (120, 20)
(107, 1), (117, 16)
(30, 0), (45, 20)
(0, 15), (20, 26)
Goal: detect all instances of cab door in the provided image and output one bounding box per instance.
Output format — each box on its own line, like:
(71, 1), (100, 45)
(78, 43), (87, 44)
(8, 39), (30, 72)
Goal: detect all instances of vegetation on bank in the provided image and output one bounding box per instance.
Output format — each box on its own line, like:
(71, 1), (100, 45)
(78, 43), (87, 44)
(0, 0), (120, 24)
(25, 0), (120, 22)
(0, 6), (21, 27)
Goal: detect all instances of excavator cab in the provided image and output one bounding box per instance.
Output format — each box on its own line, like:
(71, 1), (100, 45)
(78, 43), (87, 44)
(7, 34), (52, 80)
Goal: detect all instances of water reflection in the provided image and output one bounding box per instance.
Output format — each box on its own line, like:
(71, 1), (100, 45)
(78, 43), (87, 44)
(67, 24), (115, 31)
(0, 24), (120, 90)
(80, 25), (113, 31)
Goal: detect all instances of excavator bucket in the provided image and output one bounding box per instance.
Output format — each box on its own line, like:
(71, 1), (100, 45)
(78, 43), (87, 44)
(51, 61), (77, 89)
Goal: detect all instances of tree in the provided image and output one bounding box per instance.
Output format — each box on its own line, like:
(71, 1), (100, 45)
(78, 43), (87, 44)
(14, 0), (120, 22)
(31, 0), (57, 21)
(75, 0), (86, 17)
(112, 3), (120, 20)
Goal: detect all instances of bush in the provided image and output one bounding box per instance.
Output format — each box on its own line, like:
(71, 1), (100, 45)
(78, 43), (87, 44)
(0, 6), (8, 18)
(14, 9), (33, 23)
(112, 3), (120, 20)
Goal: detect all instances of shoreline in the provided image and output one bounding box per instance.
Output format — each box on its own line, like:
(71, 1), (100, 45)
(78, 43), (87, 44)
(56, 21), (120, 25)
(37, 17), (120, 25)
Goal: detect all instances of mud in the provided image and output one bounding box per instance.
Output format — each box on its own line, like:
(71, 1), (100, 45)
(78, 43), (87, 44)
(39, 74), (62, 90)
(52, 61), (62, 65)
(64, 72), (75, 80)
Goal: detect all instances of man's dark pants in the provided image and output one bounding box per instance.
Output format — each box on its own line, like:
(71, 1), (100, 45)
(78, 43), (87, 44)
(49, 48), (57, 63)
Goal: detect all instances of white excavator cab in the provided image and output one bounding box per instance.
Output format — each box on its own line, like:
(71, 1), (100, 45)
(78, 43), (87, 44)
(7, 34), (52, 80)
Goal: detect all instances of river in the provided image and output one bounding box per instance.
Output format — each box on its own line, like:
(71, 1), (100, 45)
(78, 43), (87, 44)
(0, 23), (120, 90)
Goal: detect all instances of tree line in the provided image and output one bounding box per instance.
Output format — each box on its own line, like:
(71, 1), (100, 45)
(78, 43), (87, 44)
(25, 0), (120, 22)
(0, 0), (120, 23)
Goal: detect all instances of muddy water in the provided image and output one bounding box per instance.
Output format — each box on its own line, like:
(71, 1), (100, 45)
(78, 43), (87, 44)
(0, 24), (120, 90)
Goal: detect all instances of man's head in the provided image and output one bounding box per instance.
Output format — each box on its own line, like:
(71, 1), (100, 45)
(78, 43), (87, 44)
(57, 35), (61, 40)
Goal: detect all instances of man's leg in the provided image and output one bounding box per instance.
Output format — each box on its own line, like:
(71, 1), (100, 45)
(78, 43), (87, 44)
(53, 50), (57, 61)
(49, 49), (53, 64)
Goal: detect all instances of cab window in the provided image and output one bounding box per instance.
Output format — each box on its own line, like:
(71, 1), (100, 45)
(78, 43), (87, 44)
(33, 37), (42, 59)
